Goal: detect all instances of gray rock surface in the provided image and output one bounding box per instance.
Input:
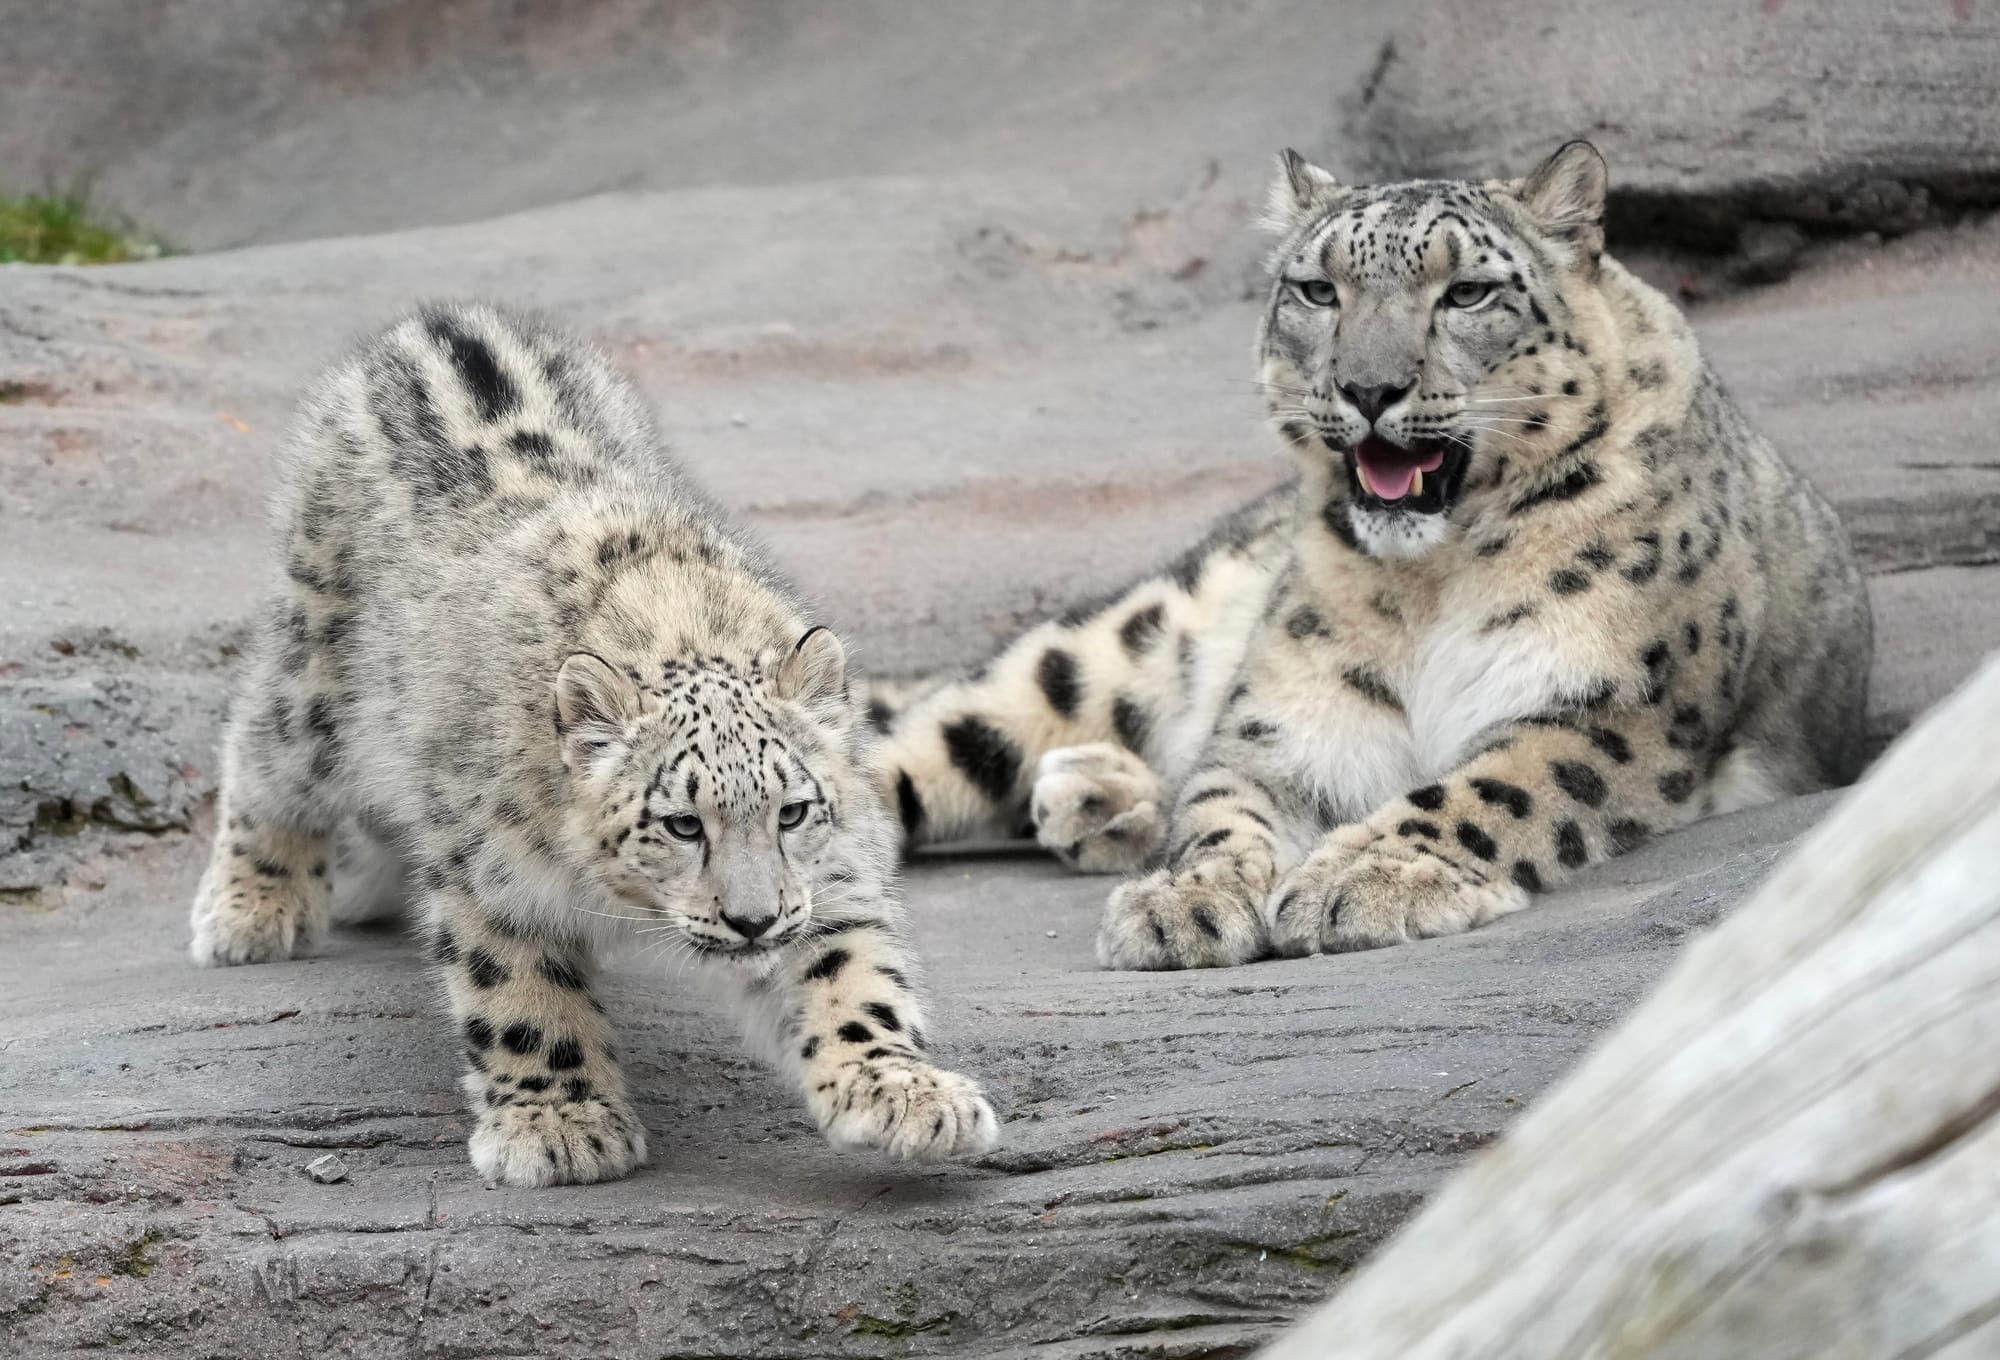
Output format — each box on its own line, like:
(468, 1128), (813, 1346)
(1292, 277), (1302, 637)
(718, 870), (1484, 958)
(0, 0), (1399, 253)
(1353, 0), (2000, 246)
(4, 2), (2000, 1355)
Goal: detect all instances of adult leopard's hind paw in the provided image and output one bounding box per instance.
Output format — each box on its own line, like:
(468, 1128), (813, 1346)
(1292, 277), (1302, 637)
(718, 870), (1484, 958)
(1031, 743), (1166, 875)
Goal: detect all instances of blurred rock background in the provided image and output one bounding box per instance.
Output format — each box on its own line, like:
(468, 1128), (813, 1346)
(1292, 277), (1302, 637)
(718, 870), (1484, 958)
(3, 2), (1996, 1355)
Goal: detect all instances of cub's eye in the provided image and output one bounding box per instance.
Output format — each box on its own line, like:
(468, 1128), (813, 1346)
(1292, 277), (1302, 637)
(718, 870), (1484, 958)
(1290, 278), (1338, 308)
(664, 813), (704, 841)
(1443, 280), (1496, 309)
(777, 801), (810, 830)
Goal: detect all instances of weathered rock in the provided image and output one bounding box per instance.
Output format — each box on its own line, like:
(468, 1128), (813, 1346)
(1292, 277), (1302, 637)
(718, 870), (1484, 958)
(1352, 0), (2000, 247)
(1, 670), (226, 860)
(0, 0), (1401, 252)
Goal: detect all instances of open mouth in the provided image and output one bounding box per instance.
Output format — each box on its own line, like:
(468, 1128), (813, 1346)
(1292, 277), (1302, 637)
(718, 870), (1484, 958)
(1347, 435), (1469, 515)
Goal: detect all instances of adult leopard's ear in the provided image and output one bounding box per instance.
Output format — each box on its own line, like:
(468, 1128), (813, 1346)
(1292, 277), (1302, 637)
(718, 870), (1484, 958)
(775, 625), (850, 721)
(1514, 140), (1608, 263)
(554, 652), (641, 771)
(1263, 148), (1343, 232)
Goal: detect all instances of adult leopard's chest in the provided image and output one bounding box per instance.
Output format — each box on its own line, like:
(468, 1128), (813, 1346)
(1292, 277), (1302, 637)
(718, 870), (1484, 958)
(1276, 587), (1620, 822)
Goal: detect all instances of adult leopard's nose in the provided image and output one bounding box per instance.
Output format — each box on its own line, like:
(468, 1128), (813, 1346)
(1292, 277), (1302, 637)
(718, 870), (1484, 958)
(1340, 381), (1413, 424)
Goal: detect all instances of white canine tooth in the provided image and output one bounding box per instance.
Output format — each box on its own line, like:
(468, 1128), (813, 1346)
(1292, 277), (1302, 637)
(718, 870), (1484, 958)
(1357, 463), (1376, 497)
(1411, 469), (1425, 497)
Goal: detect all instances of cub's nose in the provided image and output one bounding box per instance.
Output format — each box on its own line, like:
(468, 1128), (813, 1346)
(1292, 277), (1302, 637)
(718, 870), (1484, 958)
(1340, 381), (1413, 424)
(720, 908), (778, 942)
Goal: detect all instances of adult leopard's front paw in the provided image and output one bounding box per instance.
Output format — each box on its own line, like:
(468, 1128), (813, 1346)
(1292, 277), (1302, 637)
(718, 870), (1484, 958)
(1097, 860), (1266, 970)
(1266, 832), (1527, 954)
(1031, 743), (1166, 875)
(466, 1092), (648, 1187)
(817, 1059), (998, 1163)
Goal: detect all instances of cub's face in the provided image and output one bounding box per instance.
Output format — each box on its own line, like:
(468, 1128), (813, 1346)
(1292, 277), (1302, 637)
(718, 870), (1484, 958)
(553, 632), (859, 961)
(1257, 141), (1611, 558)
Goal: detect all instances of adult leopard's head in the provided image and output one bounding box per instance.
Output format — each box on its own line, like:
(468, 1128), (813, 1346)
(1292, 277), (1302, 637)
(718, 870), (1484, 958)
(552, 629), (880, 964)
(1257, 141), (1612, 558)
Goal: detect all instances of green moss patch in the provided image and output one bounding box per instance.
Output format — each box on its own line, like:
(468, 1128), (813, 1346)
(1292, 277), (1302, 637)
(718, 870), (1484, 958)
(0, 188), (170, 265)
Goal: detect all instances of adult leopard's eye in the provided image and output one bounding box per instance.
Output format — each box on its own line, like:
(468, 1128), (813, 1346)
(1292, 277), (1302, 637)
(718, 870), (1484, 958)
(665, 813), (704, 841)
(777, 801), (810, 830)
(1291, 278), (1338, 308)
(1443, 280), (1495, 309)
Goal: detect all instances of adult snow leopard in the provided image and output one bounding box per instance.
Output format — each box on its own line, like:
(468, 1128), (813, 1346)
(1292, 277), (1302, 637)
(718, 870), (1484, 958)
(189, 303), (996, 1183)
(873, 142), (1871, 969)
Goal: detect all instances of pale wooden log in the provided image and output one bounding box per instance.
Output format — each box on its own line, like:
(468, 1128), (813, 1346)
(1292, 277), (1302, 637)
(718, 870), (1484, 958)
(1265, 652), (2000, 1360)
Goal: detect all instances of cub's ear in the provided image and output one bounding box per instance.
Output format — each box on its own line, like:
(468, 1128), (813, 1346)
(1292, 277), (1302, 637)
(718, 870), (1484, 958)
(554, 652), (641, 769)
(774, 625), (849, 718)
(1514, 140), (1608, 259)
(1263, 148), (1343, 232)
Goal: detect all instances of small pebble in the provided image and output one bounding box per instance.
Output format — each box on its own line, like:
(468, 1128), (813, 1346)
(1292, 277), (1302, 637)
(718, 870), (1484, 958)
(304, 1153), (349, 1184)
(1045, 930), (1058, 938)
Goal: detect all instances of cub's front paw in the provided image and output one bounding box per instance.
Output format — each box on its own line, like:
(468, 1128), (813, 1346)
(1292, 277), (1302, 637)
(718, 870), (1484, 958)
(1097, 861), (1266, 970)
(1031, 743), (1166, 875)
(188, 865), (330, 967)
(1266, 832), (1527, 954)
(466, 1092), (648, 1187)
(817, 1059), (998, 1163)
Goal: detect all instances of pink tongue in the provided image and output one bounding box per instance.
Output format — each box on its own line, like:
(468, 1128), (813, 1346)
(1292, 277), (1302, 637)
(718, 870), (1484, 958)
(1356, 440), (1445, 502)
(1364, 461), (1418, 500)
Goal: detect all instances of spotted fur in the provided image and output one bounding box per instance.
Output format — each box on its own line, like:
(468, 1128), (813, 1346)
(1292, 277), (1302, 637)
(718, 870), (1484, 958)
(188, 303), (995, 1181)
(874, 144), (1871, 969)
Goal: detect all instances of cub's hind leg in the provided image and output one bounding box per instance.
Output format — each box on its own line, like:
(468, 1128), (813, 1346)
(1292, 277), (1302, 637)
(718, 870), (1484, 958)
(189, 608), (342, 966)
(190, 755), (335, 966)
(1029, 743), (1167, 874)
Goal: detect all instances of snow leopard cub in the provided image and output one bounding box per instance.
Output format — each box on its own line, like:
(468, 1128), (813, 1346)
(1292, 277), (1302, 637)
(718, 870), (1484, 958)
(188, 303), (997, 1185)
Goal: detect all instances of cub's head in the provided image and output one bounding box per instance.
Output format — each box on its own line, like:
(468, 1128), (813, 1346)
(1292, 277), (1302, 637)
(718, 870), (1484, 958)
(553, 629), (873, 960)
(1258, 140), (1613, 558)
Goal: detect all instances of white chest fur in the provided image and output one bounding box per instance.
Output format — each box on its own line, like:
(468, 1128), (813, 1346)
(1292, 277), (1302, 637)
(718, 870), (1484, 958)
(1283, 595), (1619, 825)
(1403, 597), (1619, 777)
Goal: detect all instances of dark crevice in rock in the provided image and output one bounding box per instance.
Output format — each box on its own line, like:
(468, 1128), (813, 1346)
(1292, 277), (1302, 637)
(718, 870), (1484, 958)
(1357, 39), (1398, 108)
(1607, 177), (2000, 284)
(1610, 174), (2000, 254)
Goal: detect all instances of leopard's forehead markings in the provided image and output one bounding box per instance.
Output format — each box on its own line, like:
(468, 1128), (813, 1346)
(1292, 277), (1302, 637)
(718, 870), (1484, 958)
(637, 657), (802, 810)
(1298, 180), (1518, 284)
